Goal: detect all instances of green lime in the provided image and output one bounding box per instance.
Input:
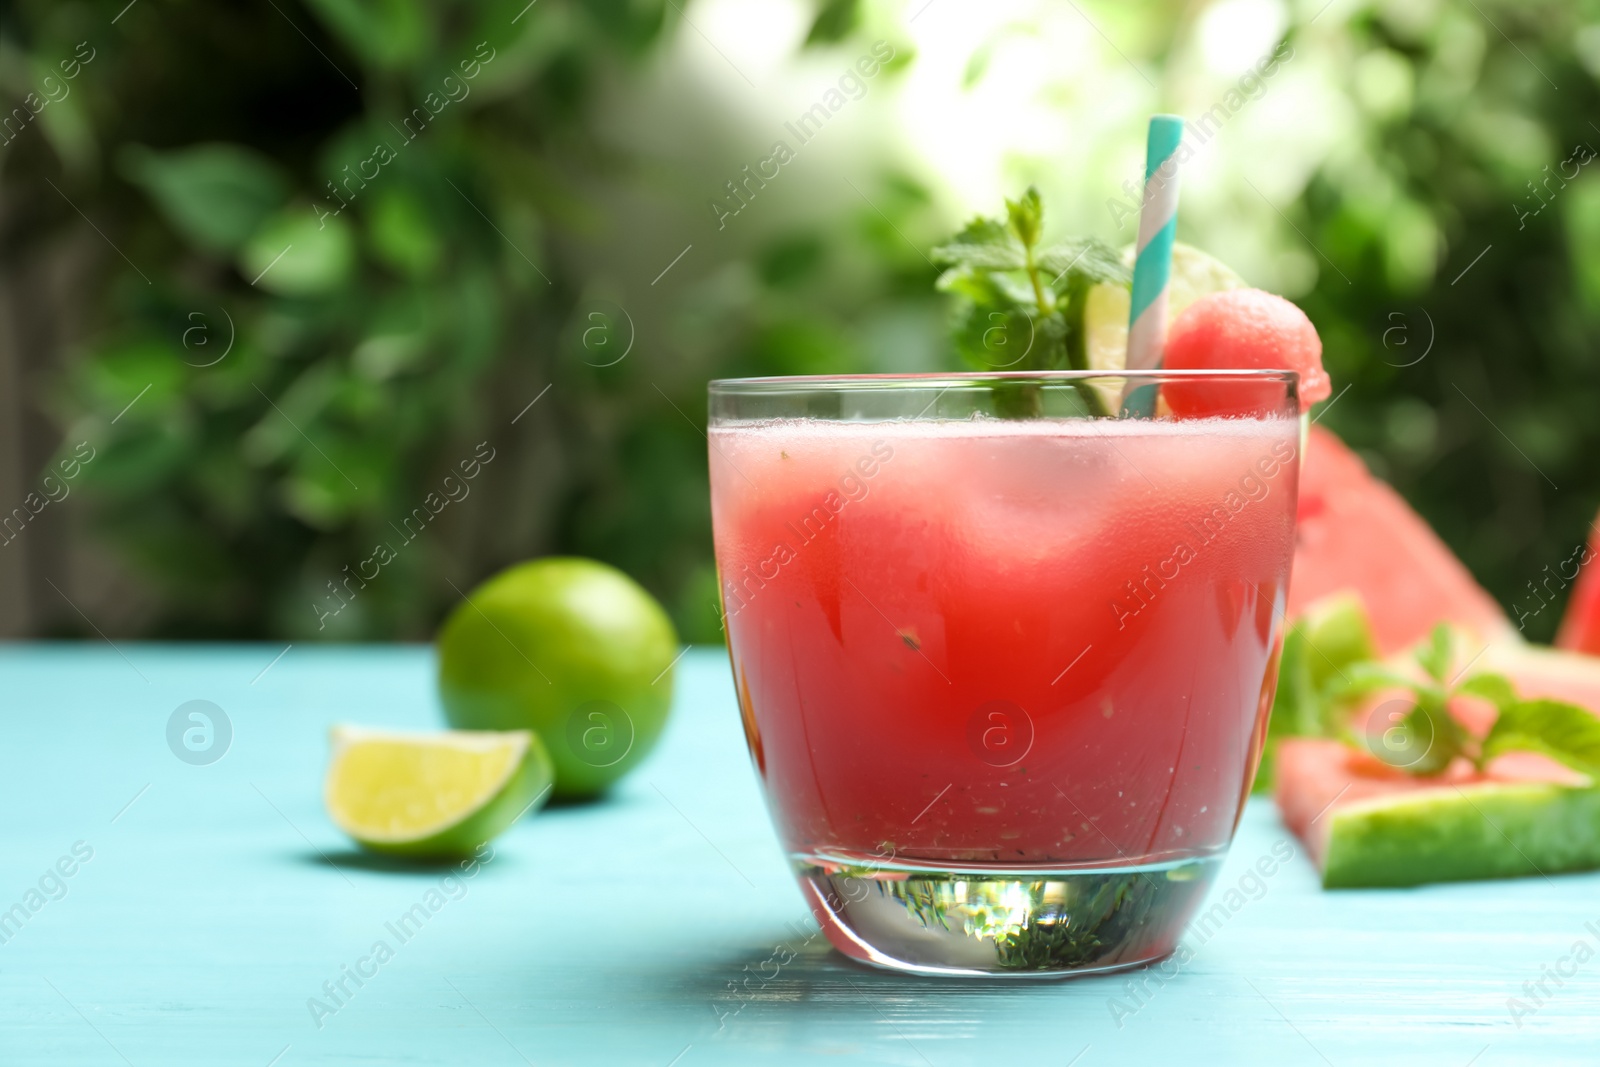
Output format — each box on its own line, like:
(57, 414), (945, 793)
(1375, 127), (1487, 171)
(436, 557), (679, 799)
(324, 725), (553, 858)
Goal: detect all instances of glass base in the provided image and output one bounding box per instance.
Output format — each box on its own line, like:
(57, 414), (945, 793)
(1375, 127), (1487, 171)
(796, 851), (1224, 978)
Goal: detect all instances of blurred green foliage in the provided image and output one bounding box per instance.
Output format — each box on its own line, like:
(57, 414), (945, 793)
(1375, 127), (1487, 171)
(5, 0), (1600, 643)
(2, 0), (934, 642)
(1287, 0), (1600, 640)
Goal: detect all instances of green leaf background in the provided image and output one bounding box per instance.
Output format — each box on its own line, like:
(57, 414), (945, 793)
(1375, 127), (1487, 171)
(6, 0), (1600, 647)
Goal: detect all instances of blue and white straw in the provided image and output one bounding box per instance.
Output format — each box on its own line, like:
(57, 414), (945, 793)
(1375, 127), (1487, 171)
(1122, 115), (1185, 414)
(1127, 115), (1185, 369)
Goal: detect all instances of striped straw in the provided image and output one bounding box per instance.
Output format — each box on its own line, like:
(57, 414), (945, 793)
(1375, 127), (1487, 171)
(1122, 115), (1185, 414)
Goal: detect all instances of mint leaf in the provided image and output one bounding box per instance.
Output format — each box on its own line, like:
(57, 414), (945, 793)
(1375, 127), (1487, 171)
(1269, 624), (1318, 732)
(1043, 238), (1128, 379)
(1456, 671), (1519, 712)
(1005, 187), (1043, 249)
(1297, 593), (1379, 689)
(1414, 624), (1454, 684)
(1326, 669), (1463, 777)
(1379, 692), (1466, 777)
(1482, 699), (1600, 779)
(933, 217), (1025, 272)
(937, 263), (1034, 308)
(1328, 661), (1425, 703)
(949, 301), (1042, 371)
(1037, 239), (1132, 290)
(1255, 625), (1317, 794)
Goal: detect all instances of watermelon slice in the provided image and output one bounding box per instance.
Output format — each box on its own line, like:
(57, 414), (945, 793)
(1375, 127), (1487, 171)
(1555, 513), (1600, 654)
(1271, 616), (1600, 888)
(1276, 738), (1599, 888)
(1289, 426), (1513, 655)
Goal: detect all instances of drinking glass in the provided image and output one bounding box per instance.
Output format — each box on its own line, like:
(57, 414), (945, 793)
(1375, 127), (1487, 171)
(708, 371), (1299, 976)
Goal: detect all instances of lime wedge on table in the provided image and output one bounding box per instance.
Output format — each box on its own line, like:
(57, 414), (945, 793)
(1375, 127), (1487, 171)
(1083, 242), (1246, 409)
(325, 726), (553, 857)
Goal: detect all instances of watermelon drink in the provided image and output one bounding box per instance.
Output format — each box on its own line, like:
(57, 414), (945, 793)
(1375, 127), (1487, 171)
(708, 371), (1300, 976)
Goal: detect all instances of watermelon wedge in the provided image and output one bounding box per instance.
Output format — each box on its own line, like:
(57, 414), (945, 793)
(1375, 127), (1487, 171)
(1271, 602), (1600, 887)
(1289, 426), (1512, 655)
(1555, 513), (1600, 654)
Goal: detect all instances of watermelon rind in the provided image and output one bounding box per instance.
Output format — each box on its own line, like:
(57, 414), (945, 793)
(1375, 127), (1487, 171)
(1321, 781), (1600, 889)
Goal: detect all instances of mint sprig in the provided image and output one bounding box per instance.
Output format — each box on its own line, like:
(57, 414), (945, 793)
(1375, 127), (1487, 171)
(1324, 634), (1472, 777)
(1258, 597), (1600, 790)
(932, 187), (1129, 413)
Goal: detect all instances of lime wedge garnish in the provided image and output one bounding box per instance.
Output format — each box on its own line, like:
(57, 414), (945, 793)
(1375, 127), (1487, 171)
(1082, 242), (1247, 408)
(325, 726), (553, 857)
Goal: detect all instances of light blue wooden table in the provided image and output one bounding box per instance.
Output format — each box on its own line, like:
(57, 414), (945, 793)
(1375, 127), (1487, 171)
(0, 644), (1595, 1066)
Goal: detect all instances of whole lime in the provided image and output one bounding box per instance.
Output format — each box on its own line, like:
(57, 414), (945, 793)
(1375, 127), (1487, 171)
(436, 558), (679, 799)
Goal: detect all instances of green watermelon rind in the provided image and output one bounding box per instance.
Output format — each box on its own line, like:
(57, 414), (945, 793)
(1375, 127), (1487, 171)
(1322, 781), (1600, 889)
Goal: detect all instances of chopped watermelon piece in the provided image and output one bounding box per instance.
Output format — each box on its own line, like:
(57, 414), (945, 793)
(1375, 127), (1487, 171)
(1289, 426), (1513, 655)
(1161, 288), (1329, 416)
(1555, 512), (1600, 654)
(1269, 596), (1600, 886)
(1276, 737), (1599, 888)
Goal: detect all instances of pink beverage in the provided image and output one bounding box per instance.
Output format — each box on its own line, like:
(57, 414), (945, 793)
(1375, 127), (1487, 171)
(708, 373), (1300, 976)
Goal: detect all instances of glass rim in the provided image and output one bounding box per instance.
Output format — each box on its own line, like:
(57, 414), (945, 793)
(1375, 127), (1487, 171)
(708, 369), (1299, 393)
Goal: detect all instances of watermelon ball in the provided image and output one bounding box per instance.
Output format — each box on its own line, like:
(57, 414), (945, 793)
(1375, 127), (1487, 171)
(1161, 288), (1329, 417)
